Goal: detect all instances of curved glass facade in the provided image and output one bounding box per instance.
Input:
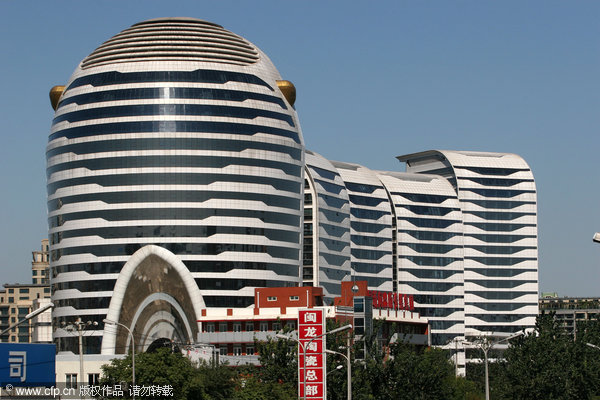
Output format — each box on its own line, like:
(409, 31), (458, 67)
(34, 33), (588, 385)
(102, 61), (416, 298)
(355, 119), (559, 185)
(48, 18), (304, 353)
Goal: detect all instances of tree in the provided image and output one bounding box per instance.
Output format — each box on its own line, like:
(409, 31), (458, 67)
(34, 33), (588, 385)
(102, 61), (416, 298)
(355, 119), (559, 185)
(99, 348), (236, 400)
(495, 315), (595, 400)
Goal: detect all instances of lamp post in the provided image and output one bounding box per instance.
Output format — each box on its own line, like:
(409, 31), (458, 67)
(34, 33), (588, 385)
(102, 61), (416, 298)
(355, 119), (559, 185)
(63, 318), (98, 389)
(593, 233), (600, 243)
(325, 348), (352, 400)
(277, 323), (352, 400)
(587, 343), (600, 350)
(103, 319), (135, 393)
(463, 331), (523, 400)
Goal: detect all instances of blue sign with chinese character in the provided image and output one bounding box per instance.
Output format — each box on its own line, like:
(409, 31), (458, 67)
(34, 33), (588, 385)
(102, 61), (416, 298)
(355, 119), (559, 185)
(0, 343), (55, 387)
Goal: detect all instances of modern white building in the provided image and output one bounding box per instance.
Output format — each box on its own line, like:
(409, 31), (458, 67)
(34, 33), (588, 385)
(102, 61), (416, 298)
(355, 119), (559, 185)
(398, 150), (538, 338)
(48, 18), (304, 355)
(46, 17), (538, 368)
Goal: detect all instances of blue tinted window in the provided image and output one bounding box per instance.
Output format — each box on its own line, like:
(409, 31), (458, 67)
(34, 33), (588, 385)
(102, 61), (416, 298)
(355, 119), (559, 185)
(53, 104), (294, 127)
(403, 256), (461, 267)
(48, 172), (300, 196)
(401, 230), (459, 241)
(460, 177), (533, 187)
(47, 138), (302, 161)
(351, 221), (385, 233)
(396, 193), (452, 204)
(60, 87), (286, 109)
(462, 188), (535, 198)
(403, 243), (461, 254)
(403, 218), (461, 229)
(349, 194), (387, 207)
(309, 166), (337, 181)
(66, 70), (273, 91)
(460, 166), (527, 176)
(49, 120), (300, 144)
(350, 208), (389, 220)
(401, 205), (458, 216)
(467, 222), (536, 232)
(345, 182), (380, 194)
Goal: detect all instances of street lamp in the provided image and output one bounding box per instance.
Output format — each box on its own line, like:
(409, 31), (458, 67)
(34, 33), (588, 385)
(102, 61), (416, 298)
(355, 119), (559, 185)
(594, 233), (600, 243)
(277, 324), (352, 400)
(103, 319), (135, 393)
(325, 348), (352, 400)
(327, 364), (343, 376)
(463, 331), (523, 400)
(587, 343), (600, 350)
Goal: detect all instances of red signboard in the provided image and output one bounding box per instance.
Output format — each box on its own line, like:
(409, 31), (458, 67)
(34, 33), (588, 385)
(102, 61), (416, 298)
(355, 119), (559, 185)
(298, 308), (326, 400)
(367, 290), (414, 311)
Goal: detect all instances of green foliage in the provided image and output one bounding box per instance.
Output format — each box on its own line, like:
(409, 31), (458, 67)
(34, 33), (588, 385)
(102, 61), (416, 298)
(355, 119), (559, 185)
(98, 315), (600, 400)
(471, 315), (600, 400)
(100, 348), (197, 399)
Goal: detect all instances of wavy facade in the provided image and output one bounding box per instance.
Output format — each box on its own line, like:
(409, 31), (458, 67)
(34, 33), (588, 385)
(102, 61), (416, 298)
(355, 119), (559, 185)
(377, 172), (465, 346)
(304, 151), (351, 300)
(48, 18), (304, 354)
(331, 162), (394, 292)
(398, 150), (538, 337)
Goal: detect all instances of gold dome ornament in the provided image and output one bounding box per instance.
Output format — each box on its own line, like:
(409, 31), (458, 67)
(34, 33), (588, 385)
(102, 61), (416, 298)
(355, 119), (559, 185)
(49, 85), (65, 110)
(276, 80), (296, 107)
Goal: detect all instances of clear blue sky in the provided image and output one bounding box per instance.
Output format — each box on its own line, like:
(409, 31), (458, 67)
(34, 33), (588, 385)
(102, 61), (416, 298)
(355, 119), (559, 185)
(1, 1), (598, 296)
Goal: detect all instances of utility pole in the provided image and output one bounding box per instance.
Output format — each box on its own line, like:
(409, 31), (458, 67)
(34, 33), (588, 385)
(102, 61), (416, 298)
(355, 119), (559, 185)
(64, 318), (98, 388)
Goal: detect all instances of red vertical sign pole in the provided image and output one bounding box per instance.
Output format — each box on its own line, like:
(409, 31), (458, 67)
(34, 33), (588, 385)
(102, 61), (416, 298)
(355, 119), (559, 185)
(298, 308), (326, 400)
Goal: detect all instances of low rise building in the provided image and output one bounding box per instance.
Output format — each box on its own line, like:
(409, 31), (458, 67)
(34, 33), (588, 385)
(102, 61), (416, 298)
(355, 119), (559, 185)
(195, 283), (429, 365)
(539, 293), (600, 336)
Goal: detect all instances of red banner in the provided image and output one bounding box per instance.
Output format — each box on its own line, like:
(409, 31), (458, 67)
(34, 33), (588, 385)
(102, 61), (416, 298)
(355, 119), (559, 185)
(298, 308), (326, 399)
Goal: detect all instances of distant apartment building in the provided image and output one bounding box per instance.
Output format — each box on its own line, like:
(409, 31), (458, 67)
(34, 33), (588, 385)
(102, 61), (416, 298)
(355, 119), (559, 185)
(0, 239), (51, 342)
(539, 293), (600, 337)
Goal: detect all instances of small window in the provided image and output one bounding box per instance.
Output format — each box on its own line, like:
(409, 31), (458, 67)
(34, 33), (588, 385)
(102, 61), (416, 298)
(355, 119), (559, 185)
(233, 347), (242, 356)
(260, 322), (268, 332)
(8, 289), (13, 294)
(246, 345), (255, 355)
(290, 296), (299, 301)
(219, 347), (227, 356)
(272, 322), (280, 331)
(66, 374), (78, 389)
(267, 296), (277, 302)
(219, 322), (227, 333)
(19, 288), (29, 294)
(205, 323), (215, 333)
(88, 373), (100, 386)
(245, 322), (254, 332)
(233, 322), (241, 332)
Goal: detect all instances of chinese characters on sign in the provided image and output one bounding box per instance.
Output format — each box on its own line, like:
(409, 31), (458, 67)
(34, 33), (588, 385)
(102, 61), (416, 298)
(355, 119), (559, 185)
(298, 308), (326, 399)
(8, 351), (26, 382)
(367, 290), (414, 311)
(0, 343), (55, 387)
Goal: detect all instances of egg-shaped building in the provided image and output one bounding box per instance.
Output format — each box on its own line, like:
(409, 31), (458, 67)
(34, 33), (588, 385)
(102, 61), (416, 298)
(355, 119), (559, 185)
(47, 18), (304, 354)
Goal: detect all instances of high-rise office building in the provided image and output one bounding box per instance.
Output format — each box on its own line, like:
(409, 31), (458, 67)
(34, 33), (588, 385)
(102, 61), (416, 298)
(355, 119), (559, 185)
(398, 150), (539, 337)
(48, 18), (304, 354)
